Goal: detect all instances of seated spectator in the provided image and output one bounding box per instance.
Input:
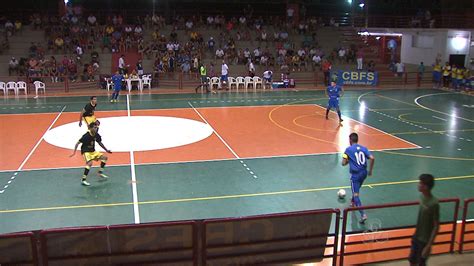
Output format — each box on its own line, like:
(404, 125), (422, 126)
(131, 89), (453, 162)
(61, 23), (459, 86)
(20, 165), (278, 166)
(181, 60), (191, 74)
(136, 60), (144, 75)
(9, 57), (19, 75)
(15, 20), (22, 33)
(208, 37), (215, 52)
(87, 14), (97, 26)
(215, 48), (224, 60)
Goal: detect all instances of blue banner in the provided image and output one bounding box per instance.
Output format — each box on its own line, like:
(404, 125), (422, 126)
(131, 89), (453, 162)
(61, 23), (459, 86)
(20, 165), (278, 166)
(332, 71), (378, 86)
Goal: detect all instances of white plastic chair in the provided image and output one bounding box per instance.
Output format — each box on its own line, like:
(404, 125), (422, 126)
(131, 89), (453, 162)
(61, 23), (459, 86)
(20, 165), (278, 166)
(244, 76), (254, 91)
(236, 77), (245, 91)
(210, 77), (220, 90)
(228, 77), (237, 91)
(6, 81), (17, 95)
(142, 76), (152, 90)
(16, 81), (28, 95)
(253, 76), (263, 90)
(0, 82), (5, 95)
(33, 81), (46, 95)
(106, 78), (113, 91)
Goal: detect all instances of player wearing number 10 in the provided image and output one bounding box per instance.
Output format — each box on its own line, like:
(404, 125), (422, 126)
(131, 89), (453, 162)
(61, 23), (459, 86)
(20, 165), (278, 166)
(342, 133), (375, 223)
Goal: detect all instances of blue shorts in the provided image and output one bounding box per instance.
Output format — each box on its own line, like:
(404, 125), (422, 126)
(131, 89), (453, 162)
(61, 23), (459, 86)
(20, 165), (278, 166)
(113, 86), (121, 92)
(264, 77), (272, 83)
(221, 74), (228, 82)
(432, 72), (441, 82)
(327, 98), (339, 109)
(350, 170), (367, 194)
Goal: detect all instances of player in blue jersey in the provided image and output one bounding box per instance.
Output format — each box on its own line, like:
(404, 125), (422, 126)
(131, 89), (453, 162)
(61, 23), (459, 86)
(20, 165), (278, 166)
(342, 133), (375, 223)
(110, 71), (123, 102)
(325, 81), (344, 123)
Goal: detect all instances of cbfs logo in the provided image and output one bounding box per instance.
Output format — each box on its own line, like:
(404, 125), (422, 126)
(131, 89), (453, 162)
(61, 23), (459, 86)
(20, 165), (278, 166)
(341, 71), (376, 81)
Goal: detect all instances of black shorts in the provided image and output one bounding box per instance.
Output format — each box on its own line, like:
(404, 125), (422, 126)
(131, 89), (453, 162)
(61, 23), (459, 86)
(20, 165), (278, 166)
(408, 237), (428, 266)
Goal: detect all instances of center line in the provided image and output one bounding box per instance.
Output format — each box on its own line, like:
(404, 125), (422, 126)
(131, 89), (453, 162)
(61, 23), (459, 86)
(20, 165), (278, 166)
(127, 95), (140, 224)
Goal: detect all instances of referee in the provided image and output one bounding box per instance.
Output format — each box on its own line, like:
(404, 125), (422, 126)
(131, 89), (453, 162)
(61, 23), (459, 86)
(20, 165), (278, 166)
(79, 96), (97, 127)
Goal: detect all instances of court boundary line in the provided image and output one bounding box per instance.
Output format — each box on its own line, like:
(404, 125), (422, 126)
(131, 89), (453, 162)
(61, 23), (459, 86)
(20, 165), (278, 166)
(127, 95), (141, 224)
(1, 174), (473, 214)
(0, 105), (67, 194)
(315, 104), (422, 149)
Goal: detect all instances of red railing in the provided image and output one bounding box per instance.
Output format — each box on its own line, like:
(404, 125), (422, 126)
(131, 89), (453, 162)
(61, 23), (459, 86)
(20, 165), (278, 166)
(460, 198), (474, 253)
(40, 221), (198, 266)
(201, 209), (340, 266)
(0, 231), (38, 265)
(339, 198), (460, 266)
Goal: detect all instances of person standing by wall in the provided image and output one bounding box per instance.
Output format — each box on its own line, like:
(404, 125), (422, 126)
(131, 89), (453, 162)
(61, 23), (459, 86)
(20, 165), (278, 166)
(409, 174), (439, 266)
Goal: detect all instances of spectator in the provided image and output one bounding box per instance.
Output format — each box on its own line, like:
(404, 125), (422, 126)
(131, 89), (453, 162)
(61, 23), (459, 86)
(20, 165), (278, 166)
(215, 48), (224, 60)
(322, 59), (332, 85)
(356, 49), (364, 70)
(396, 61), (405, 77)
(248, 60), (255, 77)
(409, 174), (439, 266)
(367, 60), (375, 72)
(118, 54), (126, 74)
(418, 62), (425, 79)
(8, 57), (19, 75)
(136, 60), (144, 75)
(208, 37), (215, 52)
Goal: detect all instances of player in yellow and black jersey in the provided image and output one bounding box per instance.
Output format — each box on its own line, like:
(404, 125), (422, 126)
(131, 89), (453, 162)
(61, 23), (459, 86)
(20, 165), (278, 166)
(79, 96), (97, 127)
(70, 122), (112, 186)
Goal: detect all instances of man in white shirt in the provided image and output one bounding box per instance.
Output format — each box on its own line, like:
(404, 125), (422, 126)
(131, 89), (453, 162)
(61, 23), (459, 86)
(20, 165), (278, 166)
(221, 60), (229, 90)
(118, 55), (126, 74)
(9, 57), (19, 75)
(215, 48), (224, 60)
(263, 70), (273, 89)
(253, 47), (261, 63)
(248, 60), (255, 77)
(87, 15), (97, 26)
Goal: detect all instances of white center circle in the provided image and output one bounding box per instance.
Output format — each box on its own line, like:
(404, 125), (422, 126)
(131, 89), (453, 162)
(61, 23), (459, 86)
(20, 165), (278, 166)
(44, 116), (214, 152)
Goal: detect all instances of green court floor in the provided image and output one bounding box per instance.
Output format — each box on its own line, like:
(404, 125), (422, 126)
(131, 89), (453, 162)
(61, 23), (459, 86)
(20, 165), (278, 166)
(0, 89), (473, 234)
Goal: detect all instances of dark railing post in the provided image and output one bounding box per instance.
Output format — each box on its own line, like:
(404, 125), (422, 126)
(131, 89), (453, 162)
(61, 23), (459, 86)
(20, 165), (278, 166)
(339, 209), (349, 266)
(449, 198), (460, 253)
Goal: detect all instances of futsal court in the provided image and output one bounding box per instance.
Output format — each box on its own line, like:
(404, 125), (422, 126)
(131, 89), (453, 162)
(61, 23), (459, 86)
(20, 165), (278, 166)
(0, 88), (473, 239)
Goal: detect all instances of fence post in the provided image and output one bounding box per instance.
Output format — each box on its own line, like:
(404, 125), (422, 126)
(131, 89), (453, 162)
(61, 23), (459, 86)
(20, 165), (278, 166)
(179, 72), (183, 90)
(404, 72), (408, 85)
(459, 199), (470, 253)
(416, 73), (421, 87)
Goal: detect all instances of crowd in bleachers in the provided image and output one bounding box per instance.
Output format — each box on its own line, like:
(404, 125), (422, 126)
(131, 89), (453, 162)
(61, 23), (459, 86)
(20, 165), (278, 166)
(4, 5), (368, 84)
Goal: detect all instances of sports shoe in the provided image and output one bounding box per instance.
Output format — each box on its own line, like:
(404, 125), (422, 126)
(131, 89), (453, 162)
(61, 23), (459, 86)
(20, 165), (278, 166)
(325, 116), (329, 120)
(359, 214), (368, 224)
(81, 180), (91, 186)
(110, 99), (114, 103)
(339, 118), (344, 122)
(98, 172), (109, 179)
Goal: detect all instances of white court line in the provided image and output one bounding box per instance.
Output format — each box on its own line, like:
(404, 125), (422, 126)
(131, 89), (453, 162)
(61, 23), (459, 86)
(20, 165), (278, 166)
(0, 105), (67, 194)
(432, 116), (447, 122)
(414, 93), (474, 123)
(127, 95), (140, 224)
(188, 101), (240, 159)
(0, 145), (422, 174)
(315, 104), (422, 149)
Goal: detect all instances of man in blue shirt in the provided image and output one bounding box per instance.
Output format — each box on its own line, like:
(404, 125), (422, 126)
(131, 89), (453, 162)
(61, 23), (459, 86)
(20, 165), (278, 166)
(110, 71), (123, 102)
(325, 81), (344, 124)
(342, 133), (375, 223)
